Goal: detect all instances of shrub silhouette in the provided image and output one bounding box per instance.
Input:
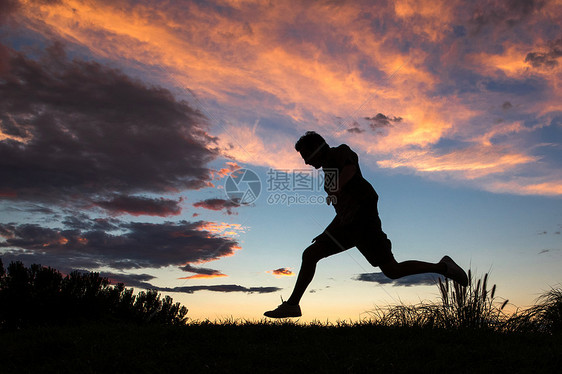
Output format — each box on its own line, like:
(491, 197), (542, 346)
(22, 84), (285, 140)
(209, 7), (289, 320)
(0, 259), (188, 329)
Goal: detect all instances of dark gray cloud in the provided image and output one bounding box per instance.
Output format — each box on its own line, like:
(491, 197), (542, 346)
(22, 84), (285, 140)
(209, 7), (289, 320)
(193, 198), (240, 215)
(345, 120), (365, 134)
(353, 272), (438, 287)
(347, 127), (364, 134)
(101, 272), (158, 289)
(502, 101), (513, 110)
(94, 195), (183, 217)
(86, 269), (279, 294)
(470, 0), (546, 33)
(179, 263), (225, 276)
(0, 219), (240, 271)
(483, 76), (547, 96)
(525, 38), (562, 69)
(113, 278), (281, 294)
(0, 42), (217, 206)
(0, 263), (277, 294)
(157, 284), (282, 294)
(0, 0), (19, 22)
(0, 43), (11, 75)
(0, 203), (56, 215)
(366, 113), (402, 130)
(538, 248), (561, 256)
(61, 214), (121, 231)
(0, 41), (250, 288)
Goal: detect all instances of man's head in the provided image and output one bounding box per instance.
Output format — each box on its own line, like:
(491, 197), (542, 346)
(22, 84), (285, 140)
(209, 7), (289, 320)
(295, 131), (329, 169)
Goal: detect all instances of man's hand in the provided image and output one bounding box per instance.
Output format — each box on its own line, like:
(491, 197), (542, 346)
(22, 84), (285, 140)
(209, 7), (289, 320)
(326, 194), (338, 205)
(326, 189), (341, 205)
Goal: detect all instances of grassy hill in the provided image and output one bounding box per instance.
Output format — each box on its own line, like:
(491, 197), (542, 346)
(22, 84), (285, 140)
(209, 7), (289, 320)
(1, 262), (561, 372)
(1, 320), (561, 373)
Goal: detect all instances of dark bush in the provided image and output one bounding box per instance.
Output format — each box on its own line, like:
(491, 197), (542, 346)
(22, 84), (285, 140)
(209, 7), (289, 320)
(0, 259), (188, 329)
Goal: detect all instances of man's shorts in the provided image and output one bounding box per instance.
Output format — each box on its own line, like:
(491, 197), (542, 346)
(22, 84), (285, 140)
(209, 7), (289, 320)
(312, 209), (394, 267)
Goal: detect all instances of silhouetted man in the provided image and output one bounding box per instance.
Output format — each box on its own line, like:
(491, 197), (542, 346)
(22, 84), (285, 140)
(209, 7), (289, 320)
(264, 131), (468, 318)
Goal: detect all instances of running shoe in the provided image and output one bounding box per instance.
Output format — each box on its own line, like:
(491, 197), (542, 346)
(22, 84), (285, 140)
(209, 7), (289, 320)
(440, 255), (469, 287)
(264, 301), (302, 318)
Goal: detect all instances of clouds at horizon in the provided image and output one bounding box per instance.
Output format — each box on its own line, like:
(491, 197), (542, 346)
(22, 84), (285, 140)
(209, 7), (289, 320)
(75, 271), (281, 294)
(353, 272), (438, 287)
(0, 219), (241, 270)
(178, 263), (228, 279)
(157, 284), (282, 294)
(0, 215), (275, 291)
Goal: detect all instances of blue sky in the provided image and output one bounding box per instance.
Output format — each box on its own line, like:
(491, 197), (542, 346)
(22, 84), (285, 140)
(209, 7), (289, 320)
(0, 0), (561, 321)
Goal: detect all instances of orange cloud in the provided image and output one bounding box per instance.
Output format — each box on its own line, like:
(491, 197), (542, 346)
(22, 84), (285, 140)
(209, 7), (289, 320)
(15, 0), (440, 137)
(197, 222), (246, 237)
(469, 44), (531, 78)
(393, 0), (457, 42)
(43, 236), (68, 247)
(377, 146), (538, 179)
(267, 267), (295, 277)
(488, 180), (562, 196)
(0, 116), (31, 143)
(216, 120), (304, 170)
(13, 0), (562, 198)
(212, 162), (242, 179)
(16, 1), (449, 170)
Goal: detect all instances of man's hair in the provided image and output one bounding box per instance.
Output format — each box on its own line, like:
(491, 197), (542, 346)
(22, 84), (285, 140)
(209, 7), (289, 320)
(295, 131), (328, 152)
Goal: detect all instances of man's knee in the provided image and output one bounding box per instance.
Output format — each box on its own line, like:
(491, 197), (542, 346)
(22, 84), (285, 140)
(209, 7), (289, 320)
(380, 260), (401, 280)
(302, 243), (329, 264)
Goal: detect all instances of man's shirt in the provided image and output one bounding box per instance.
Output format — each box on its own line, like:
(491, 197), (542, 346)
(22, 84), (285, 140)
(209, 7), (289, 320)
(322, 144), (379, 224)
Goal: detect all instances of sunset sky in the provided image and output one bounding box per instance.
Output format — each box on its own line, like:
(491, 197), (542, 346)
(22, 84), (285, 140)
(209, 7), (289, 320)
(1, 0), (561, 322)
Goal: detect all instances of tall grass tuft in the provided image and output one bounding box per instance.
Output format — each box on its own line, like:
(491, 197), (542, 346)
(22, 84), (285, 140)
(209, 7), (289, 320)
(534, 287), (562, 334)
(505, 286), (562, 334)
(366, 271), (509, 330)
(437, 270), (509, 330)
(365, 302), (439, 328)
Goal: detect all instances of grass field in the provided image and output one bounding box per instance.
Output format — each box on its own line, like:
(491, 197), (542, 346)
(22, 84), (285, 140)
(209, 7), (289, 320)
(1, 320), (561, 373)
(2, 270), (561, 373)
